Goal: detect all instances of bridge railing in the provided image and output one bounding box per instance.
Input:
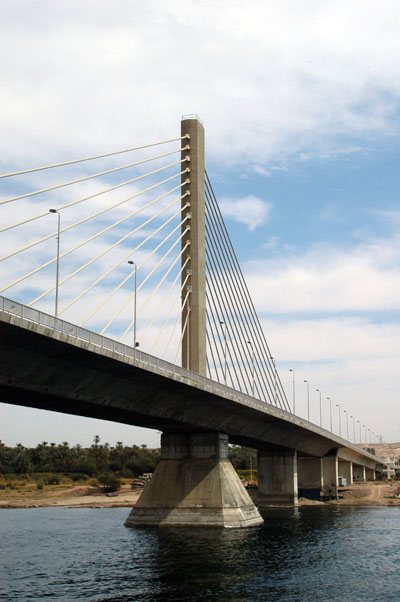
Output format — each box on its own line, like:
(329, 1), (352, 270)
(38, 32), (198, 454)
(0, 294), (279, 412)
(0, 294), (384, 461)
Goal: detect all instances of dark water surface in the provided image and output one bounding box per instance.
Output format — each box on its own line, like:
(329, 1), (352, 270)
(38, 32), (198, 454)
(1, 506), (399, 601)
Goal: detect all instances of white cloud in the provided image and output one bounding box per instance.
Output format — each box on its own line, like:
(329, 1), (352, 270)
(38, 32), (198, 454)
(253, 166), (272, 177)
(1, 1), (400, 168)
(245, 233), (400, 313)
(2, 1), (400, 445)
(219, 195), (271, 231)
(265, 316), (400, 440)
(242, 230), (400, 440)
(263, 316), (400, 362)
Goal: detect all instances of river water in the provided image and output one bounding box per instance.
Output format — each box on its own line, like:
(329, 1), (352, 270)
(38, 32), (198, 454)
(0, 506), (399, 601)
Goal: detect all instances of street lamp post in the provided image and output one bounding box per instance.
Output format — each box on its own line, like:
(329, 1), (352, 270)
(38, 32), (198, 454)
(49, 209), (61, 319)
(327, 397), (332, 432)
(289, 369), (296, 414)
(220, 320), (227, 385)
(304, 380), (310, 421)
(127, 260), (137, 349)
(247, 340), (254, 396)
(363, 424), (366, 445)
(351, 416), (355, 443)
(344, 409), (349, 440)
(316, 389), (322, 427)
(270, 356), (277, 405)
(336, 404), (341, 437)
(357, 420), (361, 444)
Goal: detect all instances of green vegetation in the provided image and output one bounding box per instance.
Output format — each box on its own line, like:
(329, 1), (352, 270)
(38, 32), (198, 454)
(228, 445), (257, 471)
(0, 436), (160, 479)
(0, 438), (258, 493)
(98, 472), (121, 492)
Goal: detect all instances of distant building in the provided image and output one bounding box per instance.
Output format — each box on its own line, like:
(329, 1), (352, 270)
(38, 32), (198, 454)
(382, 457), (396, 479)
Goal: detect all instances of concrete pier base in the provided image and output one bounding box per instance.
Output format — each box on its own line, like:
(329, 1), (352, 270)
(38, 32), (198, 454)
(365, 467), (376, 481)
(298, 457), (323, 489)
(339, 460), (354, 485)
(353, 465), (366, 482)
(322, 455), (339, 497)
(257, 449), (298, 506)
(125, 432), (263, 528)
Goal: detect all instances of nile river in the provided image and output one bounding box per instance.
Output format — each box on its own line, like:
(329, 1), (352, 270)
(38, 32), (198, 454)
(1, 506), (399, 601)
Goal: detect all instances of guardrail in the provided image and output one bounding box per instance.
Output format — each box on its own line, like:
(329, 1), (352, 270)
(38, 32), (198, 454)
(0, 295), (272, 413)
(0, 295), (382, 462)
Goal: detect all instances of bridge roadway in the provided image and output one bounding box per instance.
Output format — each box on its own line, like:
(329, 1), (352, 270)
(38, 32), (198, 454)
(0, 297), (383, 527)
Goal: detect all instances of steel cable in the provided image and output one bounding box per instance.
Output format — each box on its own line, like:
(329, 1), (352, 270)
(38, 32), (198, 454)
(0, 135), (189, 179)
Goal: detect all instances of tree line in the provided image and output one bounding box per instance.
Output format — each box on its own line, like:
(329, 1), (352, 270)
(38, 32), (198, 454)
(0, 436), (160, 477)
(0, 436), (257, 477)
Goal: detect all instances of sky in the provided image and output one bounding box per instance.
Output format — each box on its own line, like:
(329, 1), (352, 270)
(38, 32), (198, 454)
(1, 0), (400, 447)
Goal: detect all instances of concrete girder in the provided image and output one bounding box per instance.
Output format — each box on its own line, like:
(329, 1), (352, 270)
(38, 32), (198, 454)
(0, 313), (383, 468)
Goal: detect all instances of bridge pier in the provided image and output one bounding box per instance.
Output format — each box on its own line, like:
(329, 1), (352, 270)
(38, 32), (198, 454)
(353, 464), (366, 482)
(297, 455), (341, 498)
(338, 460), (354, 485)
(365, 467), (376, 481)
(125, 431), (263, 528)
(298, 457), (323, 491)
(257, 449), (298, 506)
(321, 454), (339, 497)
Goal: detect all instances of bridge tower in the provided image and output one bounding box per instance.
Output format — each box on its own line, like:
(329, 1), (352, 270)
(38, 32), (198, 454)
(125, 117), (263, 528)
(180, 116), (206, 375)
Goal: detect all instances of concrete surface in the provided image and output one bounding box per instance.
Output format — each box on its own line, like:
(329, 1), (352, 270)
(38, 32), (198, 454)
(125, 432), (263, 528)
(0, 311), (383, 470)
(257, 449), (298, 506)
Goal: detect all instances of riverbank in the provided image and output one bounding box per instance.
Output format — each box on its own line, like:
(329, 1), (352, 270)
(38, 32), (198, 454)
(1, 480), (399, 509)
(299, 481), (400, 506)
(0, 484), (143, 509)
(332, 481), (400, 506)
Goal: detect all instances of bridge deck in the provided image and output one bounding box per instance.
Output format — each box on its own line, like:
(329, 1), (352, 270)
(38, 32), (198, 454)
(0, 297), (380, 467)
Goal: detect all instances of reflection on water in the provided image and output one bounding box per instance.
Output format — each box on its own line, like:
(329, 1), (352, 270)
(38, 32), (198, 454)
(0, 506), (399, 601)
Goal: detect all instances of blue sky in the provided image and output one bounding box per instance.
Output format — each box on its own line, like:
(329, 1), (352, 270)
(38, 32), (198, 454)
(1, 0), (400, 446)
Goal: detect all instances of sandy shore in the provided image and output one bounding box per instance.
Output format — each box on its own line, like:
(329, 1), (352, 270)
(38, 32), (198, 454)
(0, 484), (143, 509)
(1, 481), (399, 509)
(299, 481), (400, 507)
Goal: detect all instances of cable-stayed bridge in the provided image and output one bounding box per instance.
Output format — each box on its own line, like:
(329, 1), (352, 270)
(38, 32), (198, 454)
(0, 116), (383, 527)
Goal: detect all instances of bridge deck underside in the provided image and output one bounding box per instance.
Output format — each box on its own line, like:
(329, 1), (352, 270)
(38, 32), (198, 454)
(0, 317), (377, 463)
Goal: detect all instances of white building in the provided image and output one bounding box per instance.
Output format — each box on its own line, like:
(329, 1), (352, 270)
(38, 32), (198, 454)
(382, 457), (396, 479)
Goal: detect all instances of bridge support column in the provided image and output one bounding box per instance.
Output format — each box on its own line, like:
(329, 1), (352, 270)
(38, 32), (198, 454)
(125, 432), (263, 528)
(338, 460), (353, 485)
(353, 465), (366, 482)
(365, 467), (376, 481)
(322, 455), (339, 497)
(181, 116), (206, 376)
(257, 449), (298, 506)
(298, 457), (323, 494)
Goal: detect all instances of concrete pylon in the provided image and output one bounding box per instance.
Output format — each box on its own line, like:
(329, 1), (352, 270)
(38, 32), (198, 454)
(298, 457), (323, 490)
(338, 460), (353, 485)
(125, 120), (262, 529)
(180, 117), (206, 376)
(353, 464), (367, 482)
(257, 449), (298, 506)
(322, 454), (339, 497)
(125, 432), (263, 528)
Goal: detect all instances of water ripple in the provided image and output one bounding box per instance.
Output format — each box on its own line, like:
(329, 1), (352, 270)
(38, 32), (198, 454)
(0, 506), (399, 601)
